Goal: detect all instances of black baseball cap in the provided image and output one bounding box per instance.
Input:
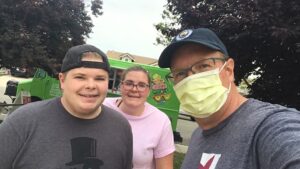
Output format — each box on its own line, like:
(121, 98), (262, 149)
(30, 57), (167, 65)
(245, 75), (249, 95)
(61, 44), (110, 72)
(158, 28), (229, 68)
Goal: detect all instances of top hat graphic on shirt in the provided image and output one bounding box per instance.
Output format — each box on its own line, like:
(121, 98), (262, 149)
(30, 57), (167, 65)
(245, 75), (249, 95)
(66, 137), (103, 167)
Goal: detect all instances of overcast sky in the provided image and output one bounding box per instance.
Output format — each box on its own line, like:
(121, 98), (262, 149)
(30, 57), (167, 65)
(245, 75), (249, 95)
(86, 0), (167, 59)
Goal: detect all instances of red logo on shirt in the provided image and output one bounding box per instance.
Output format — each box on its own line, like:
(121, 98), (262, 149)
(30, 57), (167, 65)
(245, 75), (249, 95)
(198, 153), (221, 169)
(198, 155), (215, 169)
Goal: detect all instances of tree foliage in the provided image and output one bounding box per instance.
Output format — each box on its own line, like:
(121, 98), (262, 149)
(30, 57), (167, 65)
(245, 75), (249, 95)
(156, 0), (300, 109)
(0, 0), (103, 75)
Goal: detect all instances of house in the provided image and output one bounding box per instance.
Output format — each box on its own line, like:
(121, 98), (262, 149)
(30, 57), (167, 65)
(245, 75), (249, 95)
(106, 50), (158, 66)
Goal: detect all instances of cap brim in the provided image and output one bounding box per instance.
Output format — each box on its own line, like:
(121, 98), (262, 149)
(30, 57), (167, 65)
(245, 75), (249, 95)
(158, 40), (223, 68)
(158, 41), (187, 68)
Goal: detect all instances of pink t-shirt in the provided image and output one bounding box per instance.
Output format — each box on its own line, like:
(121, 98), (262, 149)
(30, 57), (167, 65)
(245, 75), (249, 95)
(103, 97), (175, 169)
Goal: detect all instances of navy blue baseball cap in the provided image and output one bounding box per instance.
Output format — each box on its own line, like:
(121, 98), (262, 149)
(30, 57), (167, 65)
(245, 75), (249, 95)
(158, 28), (229, 68)
(61, 44), (110, 73)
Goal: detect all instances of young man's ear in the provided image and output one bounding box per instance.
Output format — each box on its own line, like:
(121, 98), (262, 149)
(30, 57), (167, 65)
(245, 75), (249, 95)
(58, 73), (65, 90)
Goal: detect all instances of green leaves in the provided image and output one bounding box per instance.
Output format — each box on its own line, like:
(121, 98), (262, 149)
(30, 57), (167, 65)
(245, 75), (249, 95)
(0, 0), (103, 76)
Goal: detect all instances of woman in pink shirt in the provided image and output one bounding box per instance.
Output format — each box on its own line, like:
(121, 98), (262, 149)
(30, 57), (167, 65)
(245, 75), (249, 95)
(103, 66), (175, 169)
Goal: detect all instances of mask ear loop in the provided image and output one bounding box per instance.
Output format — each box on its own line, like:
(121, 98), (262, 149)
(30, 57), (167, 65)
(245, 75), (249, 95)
(219, 61), (227, 73)
(227, 82), (232, 93)
(218, 61), (231, 91)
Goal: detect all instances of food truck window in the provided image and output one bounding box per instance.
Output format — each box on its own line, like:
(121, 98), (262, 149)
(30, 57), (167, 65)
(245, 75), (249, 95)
(108, 68), (123, 93)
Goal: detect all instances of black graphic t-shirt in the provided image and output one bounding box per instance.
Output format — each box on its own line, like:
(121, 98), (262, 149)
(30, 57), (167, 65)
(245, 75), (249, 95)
(0, 98), (133, 169)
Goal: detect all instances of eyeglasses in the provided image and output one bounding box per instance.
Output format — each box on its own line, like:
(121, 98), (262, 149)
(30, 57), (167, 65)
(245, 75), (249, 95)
(166, 57), (226, 84)
(121, 80), (150, 92)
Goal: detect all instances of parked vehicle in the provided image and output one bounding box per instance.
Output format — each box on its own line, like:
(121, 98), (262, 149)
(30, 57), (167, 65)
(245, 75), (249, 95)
(10, 67), (35, 78)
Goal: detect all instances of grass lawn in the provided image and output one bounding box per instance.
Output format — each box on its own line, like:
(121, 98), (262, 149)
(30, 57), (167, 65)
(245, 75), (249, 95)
(174, 152), (185, 169)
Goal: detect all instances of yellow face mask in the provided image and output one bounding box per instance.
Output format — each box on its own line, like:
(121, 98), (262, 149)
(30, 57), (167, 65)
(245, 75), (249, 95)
(173, 63), (230, 118)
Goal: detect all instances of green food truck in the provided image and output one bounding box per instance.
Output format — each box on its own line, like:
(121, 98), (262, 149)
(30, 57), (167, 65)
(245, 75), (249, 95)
(3, 58), (183, 141)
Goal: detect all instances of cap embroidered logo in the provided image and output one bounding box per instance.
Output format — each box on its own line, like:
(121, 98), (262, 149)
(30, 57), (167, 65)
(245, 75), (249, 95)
(176, 29), (193, 41)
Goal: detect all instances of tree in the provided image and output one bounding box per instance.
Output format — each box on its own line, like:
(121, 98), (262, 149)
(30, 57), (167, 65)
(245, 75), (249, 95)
(156, 0), (300, 109)
(0, 0), (103, 75)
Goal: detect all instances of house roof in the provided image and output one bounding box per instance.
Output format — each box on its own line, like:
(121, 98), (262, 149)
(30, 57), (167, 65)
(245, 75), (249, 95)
(107, 50), (158, 66)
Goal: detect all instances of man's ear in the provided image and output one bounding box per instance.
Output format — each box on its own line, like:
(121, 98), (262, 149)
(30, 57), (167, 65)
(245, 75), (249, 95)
(225, 58), (235, 82)
(58, 73), (65, 90)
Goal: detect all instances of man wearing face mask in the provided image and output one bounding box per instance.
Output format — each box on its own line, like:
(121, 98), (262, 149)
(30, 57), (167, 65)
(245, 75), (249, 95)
(158, 28), (300, 169)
